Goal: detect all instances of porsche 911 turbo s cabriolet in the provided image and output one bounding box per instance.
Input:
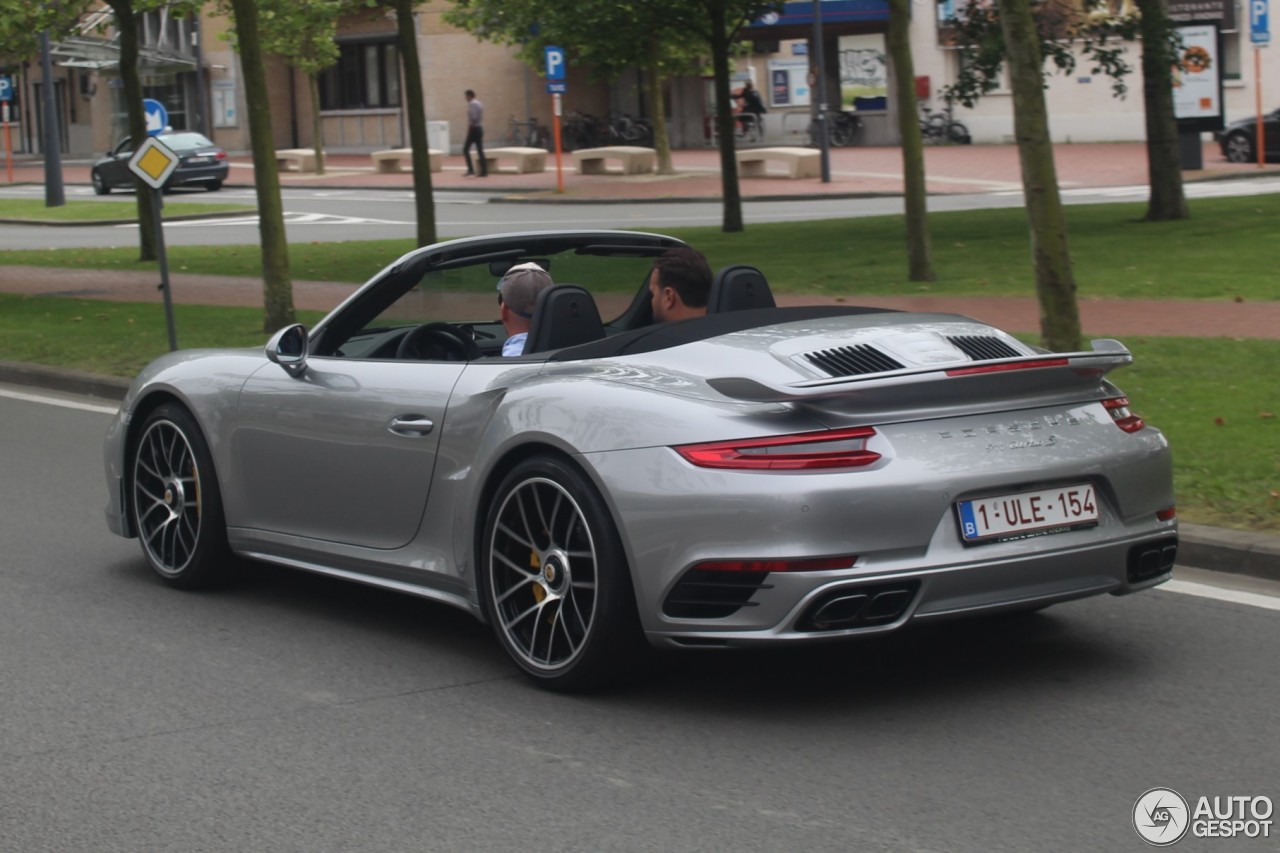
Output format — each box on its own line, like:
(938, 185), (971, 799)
(103, 230), (1178, 690)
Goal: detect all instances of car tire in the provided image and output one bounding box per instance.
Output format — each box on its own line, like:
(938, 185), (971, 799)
(206, 180), (223, 192)
(91, 169), (110, 195)
(129, 403), (235, 589)
(1224, 131), (1254, 163)
(481, 455), (643, 691)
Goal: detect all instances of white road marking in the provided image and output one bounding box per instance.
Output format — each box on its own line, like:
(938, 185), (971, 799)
(1162, 578), (1280, 612)
(0, 387), (119, 415)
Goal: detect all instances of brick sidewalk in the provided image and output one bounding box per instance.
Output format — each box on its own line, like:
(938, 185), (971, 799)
(8, 140), (1278, 201)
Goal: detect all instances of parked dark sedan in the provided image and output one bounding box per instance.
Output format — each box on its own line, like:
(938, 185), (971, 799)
(1215, 107), (1280, 163)
(91, 131), (229, 193)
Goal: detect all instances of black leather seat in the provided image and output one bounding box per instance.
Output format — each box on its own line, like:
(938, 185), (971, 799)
(522, 284), (606, 354)
(706, 265), (776, 313)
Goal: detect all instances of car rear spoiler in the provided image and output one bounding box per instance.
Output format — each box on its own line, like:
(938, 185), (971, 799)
(708, 339), (1134, 410)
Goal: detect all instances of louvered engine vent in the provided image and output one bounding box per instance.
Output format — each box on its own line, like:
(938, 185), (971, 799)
(948, 335), (1022, 361)
(803, 344), (905, 377)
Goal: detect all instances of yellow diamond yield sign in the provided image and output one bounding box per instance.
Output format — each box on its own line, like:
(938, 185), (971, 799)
(128, 136), (179, 190)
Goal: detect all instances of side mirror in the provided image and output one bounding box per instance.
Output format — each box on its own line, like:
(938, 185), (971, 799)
(265, 324), (309, 378)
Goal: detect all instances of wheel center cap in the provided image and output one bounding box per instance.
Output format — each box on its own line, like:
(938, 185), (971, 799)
(164, 488), (174, 506)
(541, 552), (569, 593)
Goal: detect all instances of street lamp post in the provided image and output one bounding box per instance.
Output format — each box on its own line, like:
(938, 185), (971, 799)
(811, 0), (831, 183)
(40, 31), (65, 207)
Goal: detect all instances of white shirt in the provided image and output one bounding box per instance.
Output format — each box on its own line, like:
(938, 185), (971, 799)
(502, 333), (527, 357)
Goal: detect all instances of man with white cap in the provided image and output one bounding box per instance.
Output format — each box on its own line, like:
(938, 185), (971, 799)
(497, 261), (555, 356)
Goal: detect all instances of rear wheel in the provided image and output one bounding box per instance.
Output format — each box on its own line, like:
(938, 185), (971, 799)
(1224, 131), (1254, 163)
(481, 455), (642, 691)
(206, 180), (223, 192)
(91, 169), (110, 195)
(129, 403), (235, 589)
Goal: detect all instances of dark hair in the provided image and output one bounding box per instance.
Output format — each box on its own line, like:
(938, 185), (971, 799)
(465, 89), (475, 98)
(652, 248), (713, 309)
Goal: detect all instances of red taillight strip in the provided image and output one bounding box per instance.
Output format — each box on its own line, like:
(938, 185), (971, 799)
(945, 358), (1069, 376)
(1103, 396), (1145, 432)
(675, 426), (880, 470)
(693, 556), (856, 573)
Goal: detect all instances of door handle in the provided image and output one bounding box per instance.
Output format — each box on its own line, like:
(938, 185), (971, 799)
(388, 416), (434, 436)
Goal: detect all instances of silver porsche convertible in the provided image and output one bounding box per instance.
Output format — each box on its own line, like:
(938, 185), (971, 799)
(104, 230), (1178, 690)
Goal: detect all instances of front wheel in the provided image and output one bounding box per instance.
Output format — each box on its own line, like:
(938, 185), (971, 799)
(129, 403), (235, 589)
(1224, 131), (1254, 163)
(91, 169), (110, 195)
(481, 456), (642, 691)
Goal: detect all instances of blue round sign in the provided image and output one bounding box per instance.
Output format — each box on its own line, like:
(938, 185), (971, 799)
(143, 98), (169, 136)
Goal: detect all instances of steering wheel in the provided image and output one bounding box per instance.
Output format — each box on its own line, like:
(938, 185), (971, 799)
(395, 322), (482, 361)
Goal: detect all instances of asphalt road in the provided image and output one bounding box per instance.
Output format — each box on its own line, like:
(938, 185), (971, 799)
(2, 177), (1279, 249)
(3, 385), (1279, 852)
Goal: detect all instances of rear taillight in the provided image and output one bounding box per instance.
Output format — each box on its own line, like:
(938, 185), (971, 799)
(214, 150), (227, 160)
(675, 427), (880, 470)
(1103, 396), (1145, 432)
(1157, 506), (1177, 521)
(692, 556), (857, 573)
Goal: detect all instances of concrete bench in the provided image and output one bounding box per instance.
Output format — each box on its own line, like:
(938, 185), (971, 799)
(571, 146), (657, 175)
(371, 148), (444, 173)
(482, 146), (547, 174)
(735, 146), (821, 179)
(275, 148), (317, 172)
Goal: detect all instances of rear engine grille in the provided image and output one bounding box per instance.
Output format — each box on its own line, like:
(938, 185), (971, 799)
(948, 335), (1023, 361)
(663, 569), (773, 619)
(1127, 537), (1178, 583)
(803, 344), (905, 377)
(797, 580), (921, 632)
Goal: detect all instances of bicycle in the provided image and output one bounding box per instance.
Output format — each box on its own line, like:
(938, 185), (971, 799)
(919, 101), (971, 145)
(710, 113), (763, 145)
(828, 111), (864, 147)
(803, 111), (862, 147)
(607, 113), (653, 147)
(505, 116), (544, 148)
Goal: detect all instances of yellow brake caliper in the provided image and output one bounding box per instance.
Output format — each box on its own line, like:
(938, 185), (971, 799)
(530, 549), (546, 604)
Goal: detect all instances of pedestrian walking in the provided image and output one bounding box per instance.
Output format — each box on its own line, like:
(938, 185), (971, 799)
(463, 89), (487, 178)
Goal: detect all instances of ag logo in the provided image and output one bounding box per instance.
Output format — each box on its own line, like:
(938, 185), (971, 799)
(1133, 787), (1190, 846)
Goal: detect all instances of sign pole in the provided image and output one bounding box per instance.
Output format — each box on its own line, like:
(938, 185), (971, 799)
(1256, 47), (1265, 168)
(553, 93), (564, 194)
(153, 188), (178, 351)
(3, 103), (12, 184)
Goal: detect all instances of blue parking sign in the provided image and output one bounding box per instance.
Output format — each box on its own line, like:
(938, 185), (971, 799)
(544, 46), (566, 82)
(1251, 0), (1270, 45)
(0, 75), (13, 103)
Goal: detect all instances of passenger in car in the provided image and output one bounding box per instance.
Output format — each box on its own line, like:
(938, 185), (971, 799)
(497, 262), (555, 356)
(649, 247), (713, 323)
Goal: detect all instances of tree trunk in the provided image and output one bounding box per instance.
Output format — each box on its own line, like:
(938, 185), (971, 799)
(394, 0), (437, 247)
(229, 0), (295, 332)
(108, 0), (157, 262)
(709, 1), (743, 233)
(887, 0), (934, 282)
(1137, 0), (1189, 221)
(647, 37), (674, 175)
(997, 0), (1081, 352)
(310, 72), (325, 177)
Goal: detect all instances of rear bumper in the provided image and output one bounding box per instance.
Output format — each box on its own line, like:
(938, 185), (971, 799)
(643, 532), (1175, 649)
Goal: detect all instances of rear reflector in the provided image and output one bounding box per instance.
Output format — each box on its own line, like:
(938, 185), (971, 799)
(692, 556), (857, 573)
(1103, 396), (1145, 432)
(675, 427), (880, 470)
(1157, 506), (1177, 521)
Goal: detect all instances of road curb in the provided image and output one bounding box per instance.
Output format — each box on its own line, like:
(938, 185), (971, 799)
(2, 360), (1277, 586)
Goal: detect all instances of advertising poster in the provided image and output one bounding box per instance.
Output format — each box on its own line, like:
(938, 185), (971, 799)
(1172, 25), (1220, 121)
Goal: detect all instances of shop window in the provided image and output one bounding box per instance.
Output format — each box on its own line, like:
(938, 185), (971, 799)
(320, 40), (400, 110)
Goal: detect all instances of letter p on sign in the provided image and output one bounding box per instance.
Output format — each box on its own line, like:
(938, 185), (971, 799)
(545, 46), (566, 82)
